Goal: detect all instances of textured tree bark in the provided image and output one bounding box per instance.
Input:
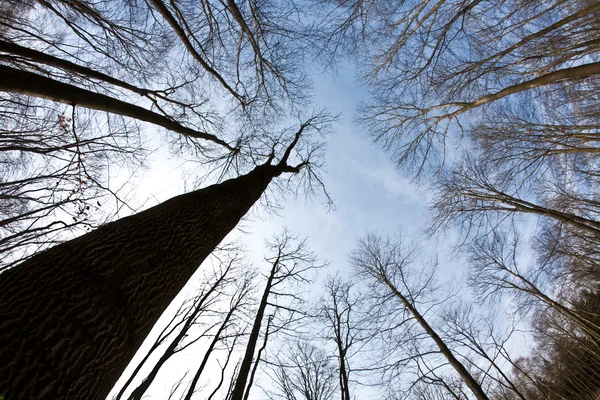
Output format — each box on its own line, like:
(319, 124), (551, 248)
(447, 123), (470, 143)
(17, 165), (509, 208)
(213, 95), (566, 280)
(0, 163), (282, 400)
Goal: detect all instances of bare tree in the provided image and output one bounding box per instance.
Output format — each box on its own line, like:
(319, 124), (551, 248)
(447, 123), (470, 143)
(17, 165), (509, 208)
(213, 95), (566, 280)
(321, 0), (600, 174)
(230, 230), (323, 400)
(2, 0), (313, 112)
(0, 0), (189, 266)
(0, 115), (331, 400)
(264, 341), (338, 400)
(316, 2), (600, 398)
(468, 230), (600, 343)
(180, 269), (255, 400)
(352, 232), (491, 400)
(466, 81), (600, 187)
(430, 156), (600, 243)
(439, 303), (533, 400)
(534, 222), (600, 291)
(0, 0), (327, 268)
(319, 276), (363, 400)
(0, 99), (143, 269)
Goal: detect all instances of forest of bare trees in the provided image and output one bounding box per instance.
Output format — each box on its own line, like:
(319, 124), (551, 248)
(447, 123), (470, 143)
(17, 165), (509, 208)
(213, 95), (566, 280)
(1, 0), (599, 399)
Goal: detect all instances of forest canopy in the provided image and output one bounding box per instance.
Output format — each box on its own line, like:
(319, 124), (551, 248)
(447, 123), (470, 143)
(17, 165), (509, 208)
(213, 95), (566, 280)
(0, 0), (599, 399)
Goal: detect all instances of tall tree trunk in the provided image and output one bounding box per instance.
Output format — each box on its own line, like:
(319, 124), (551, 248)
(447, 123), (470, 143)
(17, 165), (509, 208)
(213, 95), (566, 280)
(336, 339), (351, 400)
(242, 316), (272, 400)
(181, 295), (241, 400)
(0, 163), (283, 400)
(230, 256), (278, 400)
(382, 276), (491, 400)
(0, 40), (152, 97)
(445, 62), (600, 119)
(0, 65), (234, 150)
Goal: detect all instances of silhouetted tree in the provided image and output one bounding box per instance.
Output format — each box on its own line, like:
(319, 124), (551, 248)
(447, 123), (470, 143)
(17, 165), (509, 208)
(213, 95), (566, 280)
(0, 115), (330, 400)
(352, 232), (491, 400)
(319, 276), (362, 400)
(323, 0), (600, 174)
(265, 341), (338, 400)
(0, 0), (321, 267)
(231, 231), (322, 400)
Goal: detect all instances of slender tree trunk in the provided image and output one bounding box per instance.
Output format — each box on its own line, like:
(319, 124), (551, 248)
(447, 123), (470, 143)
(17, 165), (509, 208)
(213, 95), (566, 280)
(0, 40), (150, 96)
(483, 189), (600, 239)
(181, 295), (240, 400)
(242, 316), (272, 400)
(229, 258), (278, 400)
(0, 163), (282, 400)
(336, 340), (351, 400)
(331, 297), (351, 400)
(458, 2), (600, 77)
(448, 62), (600, 117)
(0, 65), (234, 150)
(382, 277), (491, 400)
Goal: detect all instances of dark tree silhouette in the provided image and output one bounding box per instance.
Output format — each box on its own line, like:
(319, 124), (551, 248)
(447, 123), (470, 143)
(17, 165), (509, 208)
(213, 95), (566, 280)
(319, 276), (362, 400)
(0, 116), (328, 400)
(352, 232), (491, 400)
(231, 231), (321, 400)
(265, 341), (338, 400)
(0, 0), (320, 267)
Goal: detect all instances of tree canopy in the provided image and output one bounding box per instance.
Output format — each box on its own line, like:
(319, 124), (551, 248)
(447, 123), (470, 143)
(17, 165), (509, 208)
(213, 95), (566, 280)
(1, 0), (600, 399)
